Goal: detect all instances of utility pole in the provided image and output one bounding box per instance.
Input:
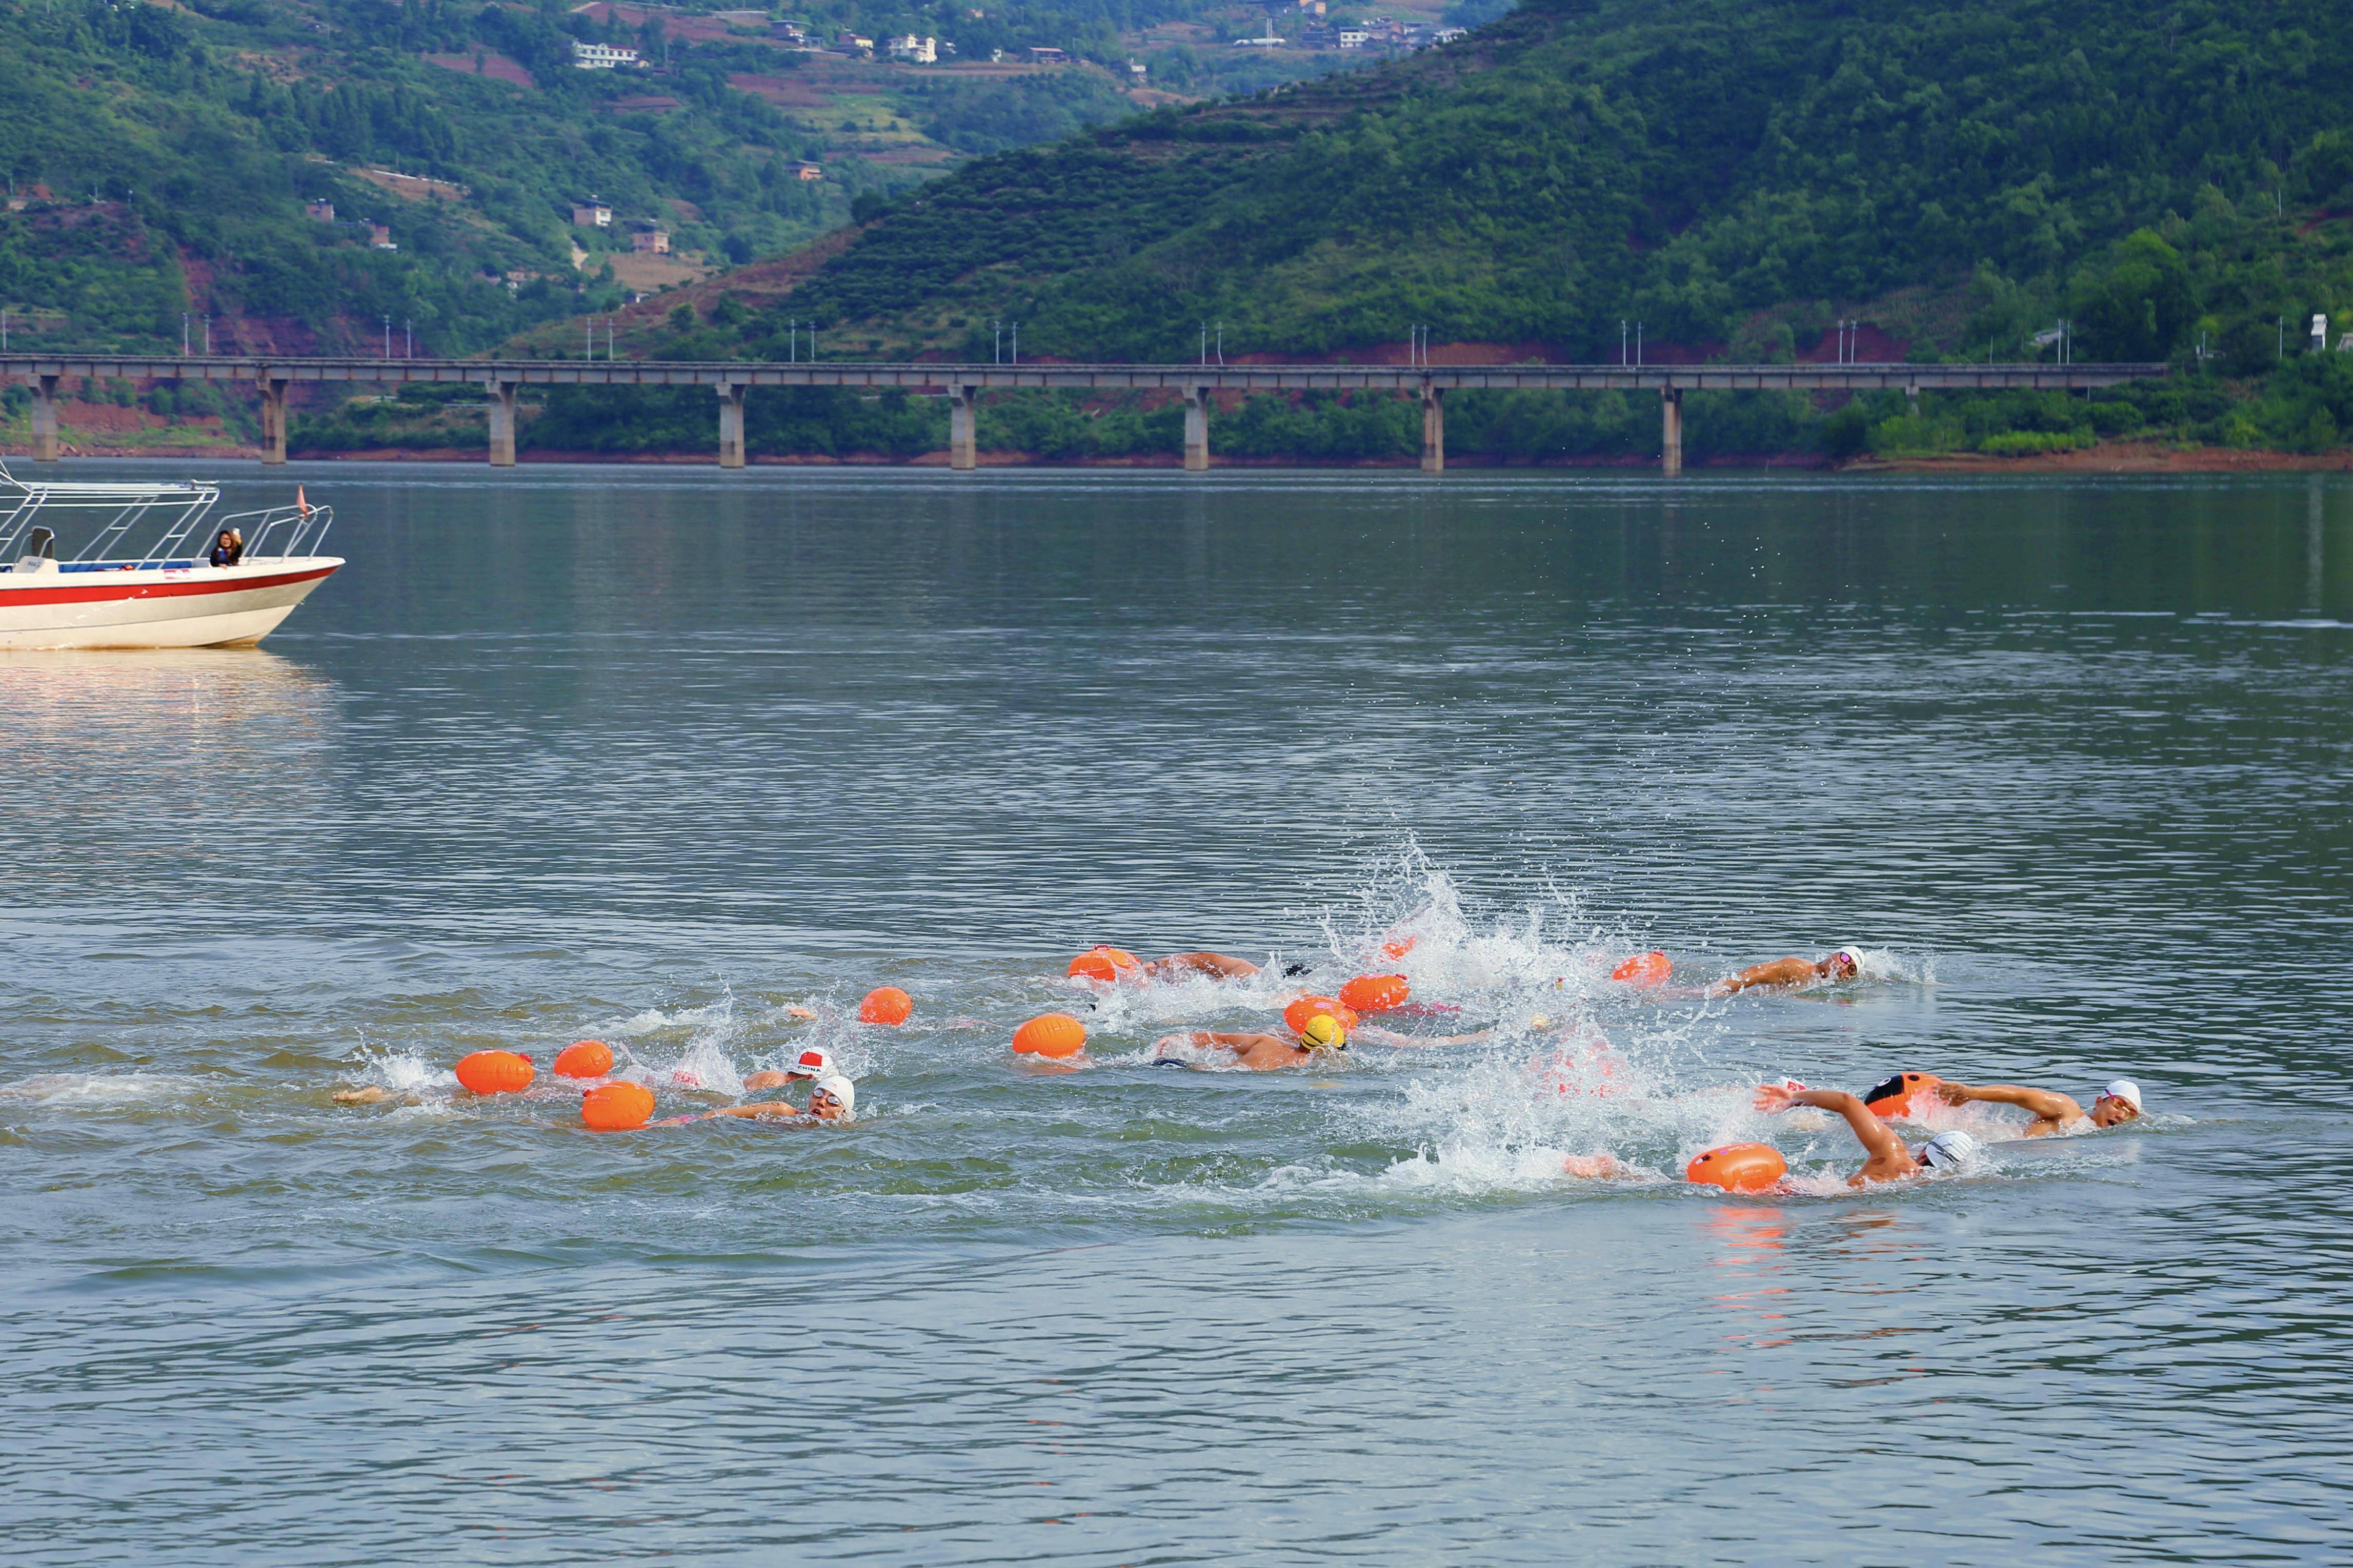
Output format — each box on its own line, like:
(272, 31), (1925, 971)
(1011, 321), (1018, 364)
(384, 315), (393, 357)
(1635, 321), (1643, 366)
(1215, 321), (1222, 365)
(203, 316), (211, 355)
(1620, 319), (1627, 366)
(182, 313), (190, 356)
(996, 319), (1005, 365)
(407, 319), (415, 358)
(1201, 321), (1208, 366)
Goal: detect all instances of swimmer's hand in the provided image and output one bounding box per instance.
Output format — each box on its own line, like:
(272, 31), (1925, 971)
(332, 1086), (392, 1105)
(784, 1006), (817, 1021)
(1933, 1081), (1973, 1106)
(743, 1069), (794, 1091)
(1753, 1082), (1799, 1113)
(1561, 1153), (1624, 1179)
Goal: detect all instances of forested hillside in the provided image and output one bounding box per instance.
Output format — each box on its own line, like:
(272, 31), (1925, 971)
(749, 0), (2353, 366)
(0, 0), (1385, 362)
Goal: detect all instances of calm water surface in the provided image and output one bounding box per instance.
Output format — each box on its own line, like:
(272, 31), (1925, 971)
(6, 464), (2351, 1564)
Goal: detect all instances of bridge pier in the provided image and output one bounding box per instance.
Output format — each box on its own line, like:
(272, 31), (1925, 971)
(1660, 386), (1684, 478)
(487, 381), (517, 467)
(259, 377), (289, 466)
(717, 382), (746, 469)
(29, 374), (59, 462)
(1183, 386), (1211, 472)
(1420, 385), (1445, 474)
(949, 384), (977, 471)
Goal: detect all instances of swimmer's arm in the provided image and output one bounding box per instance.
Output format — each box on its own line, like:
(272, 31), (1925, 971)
(1355, 1025), (1491, 1047)
(1779, 1088), (1906, 1164)
(1707, 959), (1809, 996)
(705, 1101), (807, 1120)
(1142, 952), (1261, 980)
(1935, 1082), (2081, 1122)
(1155, 1031), (1276, 1053)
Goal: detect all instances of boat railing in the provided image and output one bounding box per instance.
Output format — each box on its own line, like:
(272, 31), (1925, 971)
(220, 501), (335, 562)
(0, 460), (329, 567)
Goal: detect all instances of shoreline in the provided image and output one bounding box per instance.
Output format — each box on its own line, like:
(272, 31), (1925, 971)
(5, 439), (2350, 472)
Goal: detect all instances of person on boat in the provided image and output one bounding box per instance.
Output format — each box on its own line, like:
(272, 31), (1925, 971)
(208, 528), (243, 567)
(1931, 1076), (2141, 1135)
(1707, 946), (1863, 996)
(1752, 1081), (1976, 1184)
(742, 1045), (838, 1093)
(686, 1074), (856, 1125)
(1154, 1012), (1351, 1069)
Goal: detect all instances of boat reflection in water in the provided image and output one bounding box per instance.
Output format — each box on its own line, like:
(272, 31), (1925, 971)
(0, 463), (341, 649)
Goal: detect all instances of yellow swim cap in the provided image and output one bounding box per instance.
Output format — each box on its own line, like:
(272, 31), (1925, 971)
(1298, 1013), (1348, 1051)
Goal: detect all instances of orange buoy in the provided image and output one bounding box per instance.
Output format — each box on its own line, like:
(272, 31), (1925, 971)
(1864, 1071), (1943, 1118)
(581, 1080), (656, 1132)
(1610, 950), (1673, 985)
(1282, 995), (1362, 1035)
(455, 1050), (535, 1095)
(1012, 1013), (1088, 1058)
(553, 1040), (614, 1079)
(1381, 934), (1417, 960)
(858, 986), (914, 1025)
(1338, 973), (1411, 1014)
(1685, 1143), (1788, 1192)
(1067, 946), (1141, 984)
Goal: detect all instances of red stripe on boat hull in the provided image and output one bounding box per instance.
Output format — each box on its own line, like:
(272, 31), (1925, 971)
(0, 563), (339, 607)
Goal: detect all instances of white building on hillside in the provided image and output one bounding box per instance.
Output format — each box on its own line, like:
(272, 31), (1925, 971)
(887, 34), (937, 62)
(570, 40), (643, 69)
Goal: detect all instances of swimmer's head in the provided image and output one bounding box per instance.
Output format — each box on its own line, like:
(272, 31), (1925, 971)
(810, 1075), (856, 1121)
(1916, 1129), (1979, 1172)
(2093, 1077), (2142, 1127)
(787, 1046), (837, 1081)
(1825, 945), (1864, 981)
(1297, 1013), (1348, 1053)
(1281, 962), (1312, 979)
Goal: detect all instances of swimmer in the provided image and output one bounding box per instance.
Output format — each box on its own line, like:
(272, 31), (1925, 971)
(743, 1045), (838, 1093)
(1154, 1012), (1350, 1070)
(693, 1074), (856, 1124)
(331, 1085), (415, 1106)
(1708, 945), (1863, 996)
(1141, 952), (1261, 980)
(1932, 1076), (2141, 1136)
(1560, 1153), (1628, 1179)
(1753, 1082), (1977, 1185)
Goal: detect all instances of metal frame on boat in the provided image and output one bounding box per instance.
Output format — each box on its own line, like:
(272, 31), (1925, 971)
(0, 462), (343, 649)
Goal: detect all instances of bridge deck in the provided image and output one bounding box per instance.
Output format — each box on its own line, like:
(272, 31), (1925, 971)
(2, 355), (2165, 393)
(3, 355), (2170, 472)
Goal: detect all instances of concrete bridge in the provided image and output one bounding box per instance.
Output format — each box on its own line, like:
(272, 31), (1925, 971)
(4, 355), (2170, 476)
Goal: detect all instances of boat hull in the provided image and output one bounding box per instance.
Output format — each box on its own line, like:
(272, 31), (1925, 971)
(0, 559), (342, 649)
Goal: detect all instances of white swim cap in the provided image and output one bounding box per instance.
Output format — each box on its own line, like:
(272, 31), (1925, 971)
(2101, 1078), (2142, 1110)
(1918, 1129), (1979, 1170)
(1828, 944), (1866, 972)
(811, 1074), (855, 1119)
(787, 1046), (836, 1079)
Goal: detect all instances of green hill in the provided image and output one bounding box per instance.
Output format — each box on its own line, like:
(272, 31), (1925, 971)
(754, 0), (2353, 365)
(558, 0), (2353, 462)
(0, 0), (1376, 366)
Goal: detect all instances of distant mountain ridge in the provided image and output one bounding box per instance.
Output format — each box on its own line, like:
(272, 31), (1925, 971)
(725, 0), (2353, 366)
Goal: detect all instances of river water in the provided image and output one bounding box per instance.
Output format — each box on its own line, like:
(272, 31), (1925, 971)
(6, 464), (2350, 1564)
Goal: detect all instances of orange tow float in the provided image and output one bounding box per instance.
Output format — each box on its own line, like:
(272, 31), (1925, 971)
(858, 986), (914, 1025)
(553, 1040), (614, 1079)
(1067, 947), (1141, 984)
(1338, 973), (1411, 1014)
(1610, 950), (1673, 985)
(1012, 1013), (1088, 1058)
(454, 1050), (535, 1095)
(1685, 1143), (1788, 1192)
(1282, 995), (1361, 1035)
(581, 1081), (656, 1131)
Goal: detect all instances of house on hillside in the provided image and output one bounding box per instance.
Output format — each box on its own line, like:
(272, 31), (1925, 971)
(790, 160), (824, 181)
(887, 35), (937, 63)
(305, 198), (336, 222)
(834, 30), (873, 54)
(1336, 28), (1368, 47)
(771, 19), (809, 42)
(569, 40), (643, 69)
(369, 223), (397, 250)
(572, 198), (613, 228)
(1026, 46), (1068, 63)
(629, 220), (670, 254)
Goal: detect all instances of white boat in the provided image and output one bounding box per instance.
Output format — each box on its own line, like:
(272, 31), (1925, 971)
(0, 463), (342, 649)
